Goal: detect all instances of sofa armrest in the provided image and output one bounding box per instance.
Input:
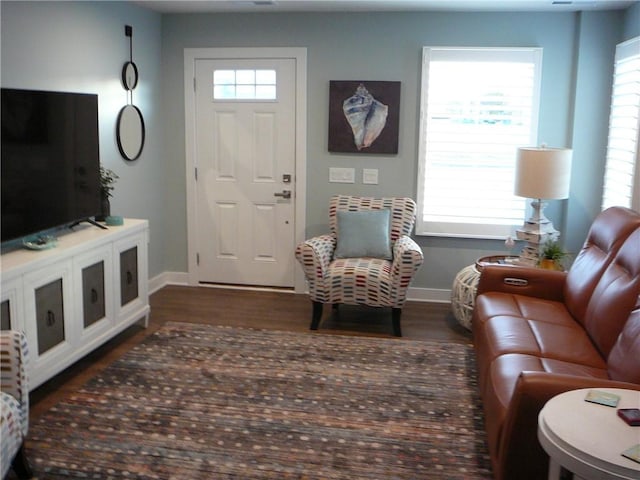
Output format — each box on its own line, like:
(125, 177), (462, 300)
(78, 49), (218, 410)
(0, 330), (29, 437)
(497, 371), (640, 480)
(476, 265), (567, 302)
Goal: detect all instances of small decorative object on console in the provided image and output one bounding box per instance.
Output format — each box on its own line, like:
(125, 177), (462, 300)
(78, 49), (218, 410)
(96, 166), (119, 222)
(105, 216), (124, 226)
(22, 235), (57, 250)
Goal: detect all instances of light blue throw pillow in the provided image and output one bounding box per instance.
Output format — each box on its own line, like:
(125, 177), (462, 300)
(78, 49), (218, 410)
(334, 209), (392, 260)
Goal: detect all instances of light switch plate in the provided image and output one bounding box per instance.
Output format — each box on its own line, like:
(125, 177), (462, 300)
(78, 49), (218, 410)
(329, 167), (355, 183)
(363, 168), (379, 185)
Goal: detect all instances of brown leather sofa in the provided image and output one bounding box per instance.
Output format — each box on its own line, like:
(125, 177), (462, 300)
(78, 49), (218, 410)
(472, 206), (640, 480)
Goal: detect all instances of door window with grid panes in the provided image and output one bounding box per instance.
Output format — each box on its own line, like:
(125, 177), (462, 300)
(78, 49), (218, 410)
(213, 69), (276, 100)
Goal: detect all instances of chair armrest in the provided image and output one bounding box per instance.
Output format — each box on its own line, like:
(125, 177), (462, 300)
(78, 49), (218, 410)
(391, 235), (424, 282)
(0, 330), (29, 437)
(295, 234), (337, 281)
(476, 265), (567, 302)
(497, 371), (640, 480)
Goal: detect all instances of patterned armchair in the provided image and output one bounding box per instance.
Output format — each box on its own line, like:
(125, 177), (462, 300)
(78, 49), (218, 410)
(1, 330), (32, 479)
(295, 195), (424, 336)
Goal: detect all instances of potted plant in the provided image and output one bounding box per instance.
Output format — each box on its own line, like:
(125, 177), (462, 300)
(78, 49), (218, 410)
(97, 166), (119, 221)
(539, 240), (568, 271)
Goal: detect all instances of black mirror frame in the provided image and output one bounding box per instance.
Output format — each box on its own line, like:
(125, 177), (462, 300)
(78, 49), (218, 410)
(121, 61), (139, 90)
(116, 104), (145, 161)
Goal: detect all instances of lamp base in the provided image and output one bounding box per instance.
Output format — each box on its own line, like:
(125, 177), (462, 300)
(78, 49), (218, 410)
(515, 199), (559, 267)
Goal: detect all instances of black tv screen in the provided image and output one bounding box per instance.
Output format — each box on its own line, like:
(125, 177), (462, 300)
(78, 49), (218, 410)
(1, 88), (102, 243)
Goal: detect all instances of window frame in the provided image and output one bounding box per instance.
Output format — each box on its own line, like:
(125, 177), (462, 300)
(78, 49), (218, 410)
(416, 46), (543, 239)
(601, 36), (640, 212)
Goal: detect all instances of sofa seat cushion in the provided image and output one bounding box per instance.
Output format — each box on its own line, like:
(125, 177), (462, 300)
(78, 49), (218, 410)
(474, 291), (570, 325)
(482, 353), (610, 461)
(474, 292), (607, 392)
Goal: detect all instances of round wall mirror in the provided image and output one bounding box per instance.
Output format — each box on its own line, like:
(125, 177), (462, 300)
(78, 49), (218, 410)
(116, 104), (145, 161)
(121, 61), (139, 90)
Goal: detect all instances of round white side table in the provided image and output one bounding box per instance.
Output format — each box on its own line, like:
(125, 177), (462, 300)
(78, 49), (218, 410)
(538, 388), (640, 480)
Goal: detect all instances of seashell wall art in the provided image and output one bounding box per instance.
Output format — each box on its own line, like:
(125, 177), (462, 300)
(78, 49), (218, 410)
(328, 80), (400, 154)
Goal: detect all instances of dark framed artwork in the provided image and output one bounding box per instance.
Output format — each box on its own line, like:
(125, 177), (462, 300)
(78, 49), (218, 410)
(328, 80), (400, 154)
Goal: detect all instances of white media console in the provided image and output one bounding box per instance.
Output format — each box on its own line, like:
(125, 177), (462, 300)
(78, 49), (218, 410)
(0, 218), (150, 390)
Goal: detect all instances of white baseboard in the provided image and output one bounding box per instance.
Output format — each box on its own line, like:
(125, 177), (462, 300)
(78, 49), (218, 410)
(148, 271), (188, 294)
(149, 271), (452, 304)
(406, 287), (452, 304)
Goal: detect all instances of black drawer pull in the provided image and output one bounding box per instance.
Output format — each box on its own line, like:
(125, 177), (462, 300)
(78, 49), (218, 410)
(91, 288), (98, 303)
(47, 310), (55, 326)
(126, 271), (133, 285)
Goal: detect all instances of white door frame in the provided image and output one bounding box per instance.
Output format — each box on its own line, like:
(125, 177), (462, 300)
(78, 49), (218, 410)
(184, 47), (307, 293)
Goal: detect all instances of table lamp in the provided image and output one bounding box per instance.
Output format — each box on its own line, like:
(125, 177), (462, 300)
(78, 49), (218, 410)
(514, 146), (573, 266)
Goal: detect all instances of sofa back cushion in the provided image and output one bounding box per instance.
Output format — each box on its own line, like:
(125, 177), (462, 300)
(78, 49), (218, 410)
(608, 309), (640, 384)
(565, 207), (640, 324)
(583, 226), (640, 358)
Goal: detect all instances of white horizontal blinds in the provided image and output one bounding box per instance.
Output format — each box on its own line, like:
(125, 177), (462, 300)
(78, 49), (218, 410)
(417, 47), (542, 238)
(602, 36), (640, 211)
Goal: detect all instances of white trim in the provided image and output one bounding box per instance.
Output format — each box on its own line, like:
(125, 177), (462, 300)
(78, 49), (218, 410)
(406, 287), (452, 304)
(184, 47), (308, 294)
(148, 271), (177, 295)
(152, 272), (452, 304)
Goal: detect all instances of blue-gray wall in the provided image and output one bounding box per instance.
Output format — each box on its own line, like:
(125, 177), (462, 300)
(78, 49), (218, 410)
(1, 1), (165, 278)
(2, 1), (638, 292)
(160, 8), (634, 290)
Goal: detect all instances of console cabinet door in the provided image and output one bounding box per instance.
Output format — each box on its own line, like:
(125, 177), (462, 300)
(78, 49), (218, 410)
(0, 276), (23, 331)
(82, 262), (105, 328)
(74, 245), (114, 342)
(0, 301), (10, 330)
(120, 247), (139, 306)
(35, 279), (65, 355)
(23, 259), (74, 386)
(114, 231), (148, 325)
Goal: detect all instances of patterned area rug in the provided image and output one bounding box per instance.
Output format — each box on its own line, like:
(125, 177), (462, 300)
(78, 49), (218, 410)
(25, 322), (492, 479)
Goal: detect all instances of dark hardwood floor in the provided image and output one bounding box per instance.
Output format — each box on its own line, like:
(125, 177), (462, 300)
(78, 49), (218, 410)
(29, 285), (470, 420)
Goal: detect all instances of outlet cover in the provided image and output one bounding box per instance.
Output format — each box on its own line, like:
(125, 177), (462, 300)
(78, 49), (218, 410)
(363, 168), (379, 185)
(329, 167), (355, 183)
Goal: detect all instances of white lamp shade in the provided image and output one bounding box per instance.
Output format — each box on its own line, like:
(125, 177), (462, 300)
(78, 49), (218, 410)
(515, 147), (573, 199)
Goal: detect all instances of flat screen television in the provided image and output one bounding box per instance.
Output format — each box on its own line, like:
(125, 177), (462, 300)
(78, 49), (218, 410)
(1, 88), (102, 244)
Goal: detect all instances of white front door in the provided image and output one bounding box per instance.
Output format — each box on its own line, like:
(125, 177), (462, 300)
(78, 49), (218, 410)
(193, 57), (296, 287)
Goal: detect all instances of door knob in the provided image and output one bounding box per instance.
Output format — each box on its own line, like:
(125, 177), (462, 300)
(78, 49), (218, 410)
(274, 190), (292, 199)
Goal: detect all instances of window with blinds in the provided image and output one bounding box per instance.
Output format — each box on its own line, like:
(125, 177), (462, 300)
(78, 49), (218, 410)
(602, 36), (640, 212)
(416, 47), (542, 238)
